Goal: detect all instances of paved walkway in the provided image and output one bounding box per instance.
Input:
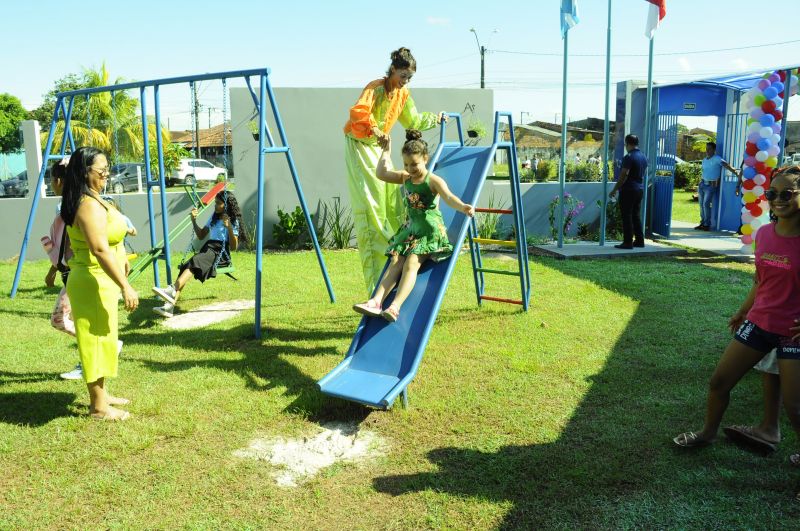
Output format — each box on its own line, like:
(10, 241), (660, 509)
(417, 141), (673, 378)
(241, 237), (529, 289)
(653, 220), (751, 260)
(529, 220), (752, 260)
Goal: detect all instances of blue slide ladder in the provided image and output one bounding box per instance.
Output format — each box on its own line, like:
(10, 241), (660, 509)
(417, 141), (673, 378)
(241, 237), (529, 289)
(317, 112), (530, 409)
(467, 114), (531, 310)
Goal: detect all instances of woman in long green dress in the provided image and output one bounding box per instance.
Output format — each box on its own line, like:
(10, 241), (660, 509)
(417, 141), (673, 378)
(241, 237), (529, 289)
(352, 130), (474, 322)
(61, 147), (139, 421)
(343, 47), (444, 294)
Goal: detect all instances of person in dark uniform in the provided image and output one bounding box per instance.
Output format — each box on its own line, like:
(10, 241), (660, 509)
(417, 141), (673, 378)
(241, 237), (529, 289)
(608, 134), (646, 249)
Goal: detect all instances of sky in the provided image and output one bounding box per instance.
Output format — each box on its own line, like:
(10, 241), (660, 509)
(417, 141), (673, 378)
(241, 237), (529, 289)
(2, 0), (800, 131)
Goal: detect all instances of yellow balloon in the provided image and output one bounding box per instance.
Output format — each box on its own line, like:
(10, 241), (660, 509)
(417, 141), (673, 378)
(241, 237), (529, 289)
(767, 157), (779, 167)
(741, 224), (753, 235)
(743, 192), (757, 203)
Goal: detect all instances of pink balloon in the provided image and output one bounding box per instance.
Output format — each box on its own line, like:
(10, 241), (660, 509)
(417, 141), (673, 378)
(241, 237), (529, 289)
(745, 156), (757, 166)
(741, 234), (753, 245)
(769, 73), (781, 83)
(772, 123), (782, 133)
(758, 79), (770, 90)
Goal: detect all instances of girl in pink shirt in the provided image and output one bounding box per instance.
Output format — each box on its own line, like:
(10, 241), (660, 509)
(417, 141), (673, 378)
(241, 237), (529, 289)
(674, 166), (800, 500)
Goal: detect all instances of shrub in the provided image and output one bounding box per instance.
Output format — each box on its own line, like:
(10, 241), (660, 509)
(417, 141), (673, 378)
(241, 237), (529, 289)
(674, 162), (702, 189)
(272, 206), (309, 250)
(476, 192), (507, 239)
(318, 197), (355, 249)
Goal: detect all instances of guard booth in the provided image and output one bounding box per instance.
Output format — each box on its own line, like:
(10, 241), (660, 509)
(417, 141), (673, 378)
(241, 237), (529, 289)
(614, 70), (795, 237)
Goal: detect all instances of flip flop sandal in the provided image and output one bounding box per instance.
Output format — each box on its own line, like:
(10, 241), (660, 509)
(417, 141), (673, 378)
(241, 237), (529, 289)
(381, 305), (400, 323)
(673, 431), (712, 448)
(723, 425), (778, 454)
(353, 300), (382, 317)
(789, 453), (800, 467)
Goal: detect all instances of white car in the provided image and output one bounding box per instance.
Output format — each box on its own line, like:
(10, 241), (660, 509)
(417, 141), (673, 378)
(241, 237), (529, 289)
(171, 159), (227, 186)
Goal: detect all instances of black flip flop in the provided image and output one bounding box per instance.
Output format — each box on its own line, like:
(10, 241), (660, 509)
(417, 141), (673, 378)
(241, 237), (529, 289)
(723, 425), (778, 454)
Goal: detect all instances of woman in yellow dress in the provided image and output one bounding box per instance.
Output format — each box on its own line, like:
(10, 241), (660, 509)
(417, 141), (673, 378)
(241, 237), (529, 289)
(60, 147), (139, 421)
(344, 47), (445, 294)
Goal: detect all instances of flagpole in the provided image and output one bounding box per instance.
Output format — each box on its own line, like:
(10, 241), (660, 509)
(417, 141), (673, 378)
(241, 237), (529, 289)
(641, 36), (654, 232)
(558, 29), (569, 248)
(600, 0), (612, 246)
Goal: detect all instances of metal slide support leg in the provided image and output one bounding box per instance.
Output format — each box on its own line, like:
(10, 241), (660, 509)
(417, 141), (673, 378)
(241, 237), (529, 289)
(401, 389), (409, 409)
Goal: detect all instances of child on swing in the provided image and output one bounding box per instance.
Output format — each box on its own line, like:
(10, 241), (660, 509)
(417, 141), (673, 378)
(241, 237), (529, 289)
(353, 129), (474, 322)
(152, 190), (245, 318)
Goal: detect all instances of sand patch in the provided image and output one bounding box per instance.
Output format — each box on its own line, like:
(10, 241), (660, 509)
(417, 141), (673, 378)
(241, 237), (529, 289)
(233, 422), (386, 487)
(162, 299), (254, 330)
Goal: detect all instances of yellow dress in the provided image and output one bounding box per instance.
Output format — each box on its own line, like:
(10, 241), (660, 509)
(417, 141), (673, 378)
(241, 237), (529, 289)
(66, 197), (128, 384)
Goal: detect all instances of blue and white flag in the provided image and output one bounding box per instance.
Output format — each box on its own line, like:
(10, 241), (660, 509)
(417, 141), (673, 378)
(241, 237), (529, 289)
(560, 0), (580, 39)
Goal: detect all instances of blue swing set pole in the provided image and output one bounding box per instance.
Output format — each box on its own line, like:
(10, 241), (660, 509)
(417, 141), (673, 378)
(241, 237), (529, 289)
(10, 97), (67, 298)
(254, 74), (268, 338)
(599, 0), (612, 246)
(153, 84), (172, 286)
(263, 74), (336, 303)
(140, 86), (161, 287)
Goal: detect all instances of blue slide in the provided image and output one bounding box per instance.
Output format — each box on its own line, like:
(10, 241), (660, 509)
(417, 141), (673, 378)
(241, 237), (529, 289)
(317, 137), (499, 409)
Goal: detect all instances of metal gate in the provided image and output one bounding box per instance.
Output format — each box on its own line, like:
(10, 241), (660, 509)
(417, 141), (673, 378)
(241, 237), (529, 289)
(717, 112), (748, 231)
(651, 113), (679, 237)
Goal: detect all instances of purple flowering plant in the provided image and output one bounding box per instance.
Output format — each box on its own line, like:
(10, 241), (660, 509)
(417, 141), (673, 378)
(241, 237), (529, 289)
(548, 192), (585, 239)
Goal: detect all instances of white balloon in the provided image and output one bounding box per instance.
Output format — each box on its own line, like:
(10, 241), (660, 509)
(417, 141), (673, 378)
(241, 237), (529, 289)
(749, 123), (763, 135)
(752, 185), (764, 196)
(791, 75), (799, 86)
(774, 97), (783, 108)
(760, 126), (774, 138)
(756, 150), (769, 162)
(754, 174), (766, 185)
(751, 218), (763, 229)
(742, 212), (754, 223)
(772, 134), (782, 144)
(768, 145), (780, 157)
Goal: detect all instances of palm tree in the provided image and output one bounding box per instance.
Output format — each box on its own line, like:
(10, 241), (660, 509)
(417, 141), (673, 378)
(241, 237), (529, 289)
(44, 63), (171, 164)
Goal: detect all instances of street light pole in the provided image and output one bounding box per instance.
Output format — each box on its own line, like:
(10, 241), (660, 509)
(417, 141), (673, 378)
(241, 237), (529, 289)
(470, 28), (497, 89)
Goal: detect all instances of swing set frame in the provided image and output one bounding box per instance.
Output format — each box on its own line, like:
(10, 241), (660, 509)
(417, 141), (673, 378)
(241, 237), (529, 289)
(9, 68), (335, 339)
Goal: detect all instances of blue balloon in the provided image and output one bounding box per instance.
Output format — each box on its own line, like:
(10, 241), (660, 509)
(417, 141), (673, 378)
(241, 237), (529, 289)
(773, 81), (785, 93)
(764, 87), (779, 99)
(743, 166), (756, 179)
(760, 113), (776, 126)
(757, 138), (772, 150)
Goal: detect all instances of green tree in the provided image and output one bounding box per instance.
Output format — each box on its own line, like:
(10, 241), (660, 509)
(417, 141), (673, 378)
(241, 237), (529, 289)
(38, 64), (170, 161)
(0, 94), (29, 153)
(691, 133), (716, 153)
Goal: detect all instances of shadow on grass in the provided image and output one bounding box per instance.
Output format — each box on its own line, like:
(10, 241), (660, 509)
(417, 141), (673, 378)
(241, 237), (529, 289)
(0, 371), (58, 385)
(0, 391), (76, 426)
(373, 255), (800, 527)
(122, 317), (352, 413)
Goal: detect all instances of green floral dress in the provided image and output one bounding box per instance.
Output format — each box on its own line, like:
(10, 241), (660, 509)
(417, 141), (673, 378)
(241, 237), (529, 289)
(386, 172), (453, 262)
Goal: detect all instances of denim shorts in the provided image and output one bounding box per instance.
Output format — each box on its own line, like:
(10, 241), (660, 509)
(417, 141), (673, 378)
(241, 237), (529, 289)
(734, 319), (800, 360)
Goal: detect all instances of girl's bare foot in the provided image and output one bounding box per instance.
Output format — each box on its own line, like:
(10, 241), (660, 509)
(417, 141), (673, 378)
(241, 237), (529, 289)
(90, 406), (131, 421)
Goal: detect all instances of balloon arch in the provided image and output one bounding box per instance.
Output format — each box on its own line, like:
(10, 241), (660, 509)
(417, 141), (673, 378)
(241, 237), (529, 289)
(740, 68), (799, 250)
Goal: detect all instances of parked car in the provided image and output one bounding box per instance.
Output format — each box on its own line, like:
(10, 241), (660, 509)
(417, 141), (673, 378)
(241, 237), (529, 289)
(2, 170), (28, 197)
(170, 158), (227, 186)
(107, 163), (146, 193)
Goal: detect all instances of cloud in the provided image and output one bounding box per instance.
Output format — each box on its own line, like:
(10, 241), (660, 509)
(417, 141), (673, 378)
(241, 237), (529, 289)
(426, 16), (450, 26)
(677, 56), (692, 72)
(732, 58), (750, 71)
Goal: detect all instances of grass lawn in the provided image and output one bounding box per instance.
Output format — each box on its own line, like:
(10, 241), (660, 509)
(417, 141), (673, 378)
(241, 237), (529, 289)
(672, 188), (699, 224)
(2, 250), (799, 528)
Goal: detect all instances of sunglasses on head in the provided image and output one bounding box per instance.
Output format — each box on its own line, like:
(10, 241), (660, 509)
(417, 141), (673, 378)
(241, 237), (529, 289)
(765, 189), (800, 201)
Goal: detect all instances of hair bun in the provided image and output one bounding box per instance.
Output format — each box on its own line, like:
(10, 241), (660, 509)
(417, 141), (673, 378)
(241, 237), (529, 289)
(405, 129), (422, 142)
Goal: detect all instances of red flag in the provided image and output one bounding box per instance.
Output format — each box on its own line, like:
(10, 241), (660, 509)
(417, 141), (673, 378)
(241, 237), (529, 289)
(645, 0), (666, 39)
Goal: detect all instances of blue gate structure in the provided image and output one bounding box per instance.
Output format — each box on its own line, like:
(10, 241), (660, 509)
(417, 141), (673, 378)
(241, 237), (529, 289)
(9, 68), (335, 339)
(718, 111), (748, 231)
(650, 112), (678, 237)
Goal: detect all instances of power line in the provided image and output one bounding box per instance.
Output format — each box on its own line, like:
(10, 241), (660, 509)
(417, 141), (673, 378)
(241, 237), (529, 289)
(492, 38), (800, 58)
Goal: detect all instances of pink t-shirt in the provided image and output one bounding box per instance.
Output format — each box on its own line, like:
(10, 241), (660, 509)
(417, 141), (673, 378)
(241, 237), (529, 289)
(42, 209), (73, 268)
(747, 223), (800, 337)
